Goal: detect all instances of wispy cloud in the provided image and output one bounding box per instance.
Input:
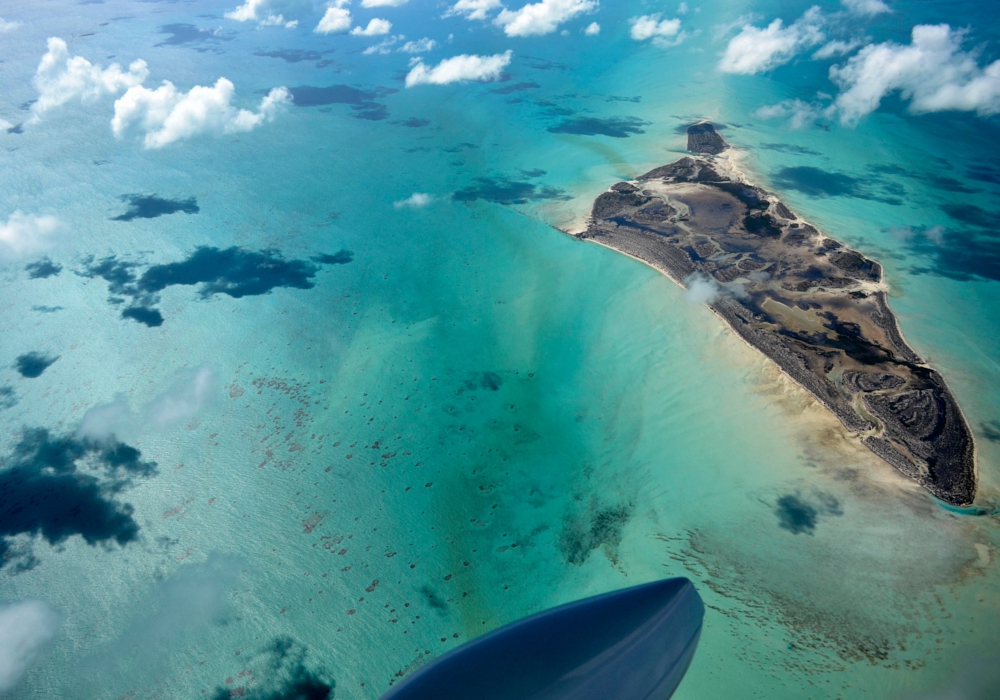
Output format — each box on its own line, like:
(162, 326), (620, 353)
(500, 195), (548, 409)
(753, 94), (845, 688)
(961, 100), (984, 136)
(0, 212), (61, 261)
(444, 0), (502, 21)
(842, 0), (891, 17)
(225, 0), (298, 28)
(144, 365), (217, 431)
(394, 193), (434, 208)
(0, 600), (60, 694)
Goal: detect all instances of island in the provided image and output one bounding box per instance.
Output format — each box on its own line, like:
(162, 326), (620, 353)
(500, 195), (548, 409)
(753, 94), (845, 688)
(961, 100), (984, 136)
(574, 123), (977, 506)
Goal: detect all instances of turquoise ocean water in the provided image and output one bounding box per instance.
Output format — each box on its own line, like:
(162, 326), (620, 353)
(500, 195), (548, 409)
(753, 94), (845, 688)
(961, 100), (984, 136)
(1, 0), (999, 697)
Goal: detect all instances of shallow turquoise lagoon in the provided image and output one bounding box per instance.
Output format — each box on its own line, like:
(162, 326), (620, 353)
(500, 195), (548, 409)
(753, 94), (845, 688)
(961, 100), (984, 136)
(1, 0), (999, 698)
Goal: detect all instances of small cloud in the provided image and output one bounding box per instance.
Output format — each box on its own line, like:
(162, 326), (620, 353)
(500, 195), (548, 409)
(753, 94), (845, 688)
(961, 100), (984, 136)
(350, 18), (391, 36)
(812, 38), (862, 60)
(677, 2), (688, 14)
(0, 212), (61, 261)
(399, 37), (436, 53)
(0, 600), (60, 694)
(890, 225), (945, 245)
(224, 0), (299, 27)
(144, 365), (216, 431)
(718, 7), (825, 74)
(112, 80), (290, 149)
(584, 22), (599, 36)
(30, 38), (148, 123)
(0, 17), (22, 33)
(630, 14), (685, 47)
(259, 14), (298, 28)
(315, 3), (351, 33)
(683, 272), (751, 305)
(494, 0), (597, 38)
(394, 192), (434, 208)
(363, 35), (402, 54)
(405, 50), (512, 87)
(362, 0), (408, 6)
(753, 98), (827, 129)
(444, 0), (502, 21)
(76, 395), (132, 442)
(842, 0), (890, 16)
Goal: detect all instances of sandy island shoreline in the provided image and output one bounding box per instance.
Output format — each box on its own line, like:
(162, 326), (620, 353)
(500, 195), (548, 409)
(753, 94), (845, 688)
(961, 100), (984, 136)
(558, 123), (978, 506)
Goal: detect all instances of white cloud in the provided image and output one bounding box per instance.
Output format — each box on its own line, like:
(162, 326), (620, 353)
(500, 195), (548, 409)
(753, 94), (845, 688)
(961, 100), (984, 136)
(77, 395), (132, 442)
(842, 0), (890, 16)
(718, 6), (824, 74)
(813, 38), (862, 60)
(87, 555), (242, 683)
(225, 0), (299, 27)
(0, 212), (61, 261)
(400, 37), (437, 53)
(630, 15), (685, 47)
(0, 17), (21, 33)
(405, 50), (512, 87)
(584, 22), (599, 36)
(0, 119), (13, 131)
(30, 37), (148, 123)
(259, 14), (298, 28)
(394, 193), (434, 208)
(677, 2), (688, 14)
(144, 365), (216, 431)
(444, 0), (502, 21)
(361, 0), (408, 6)
(363, 35), (402, 54)
(753, 98), (825, 128)
(830, 24), (1000, 124)
(225, 0), (266, 20)
(112, 79), (290, 149)
(351, 18), (392, 36)
(684, 273), (722, 304)
(494, 0), (597, 38)
(684, 272), (751, 305)
(0, 600), (60, 694)
(315, 4), (352, 33)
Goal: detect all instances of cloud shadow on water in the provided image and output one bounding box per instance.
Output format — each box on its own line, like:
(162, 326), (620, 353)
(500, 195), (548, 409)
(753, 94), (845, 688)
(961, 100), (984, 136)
(25, 257), (62, 279)
(0, 427), (156, 570)
(772, 166), (903, 204)
(548, 116), (648, 138)
(453, 174), (568, 205)
(210, 637), (334, 700)
(155, 24), (231, 52)
(774, 492), (842, 535)
(112, 194), (199, 221)
(288, 84), (393, 121)
(81, 247), (353, 327)
(490, 82), (540, 95)
(15, 352), (58, 378)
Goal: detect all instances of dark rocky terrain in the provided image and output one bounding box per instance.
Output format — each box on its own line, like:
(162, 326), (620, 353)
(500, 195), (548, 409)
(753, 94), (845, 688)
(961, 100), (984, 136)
(576, 130), (977, 505)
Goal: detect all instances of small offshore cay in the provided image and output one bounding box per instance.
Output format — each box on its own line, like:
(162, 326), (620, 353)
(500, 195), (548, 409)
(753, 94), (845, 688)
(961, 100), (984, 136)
(576, 123), (977, 506)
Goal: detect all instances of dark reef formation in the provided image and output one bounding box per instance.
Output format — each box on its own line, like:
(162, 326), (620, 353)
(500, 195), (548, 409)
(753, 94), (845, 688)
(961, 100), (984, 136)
(576, 125), (977, 505)
(686, 121), (728, 154)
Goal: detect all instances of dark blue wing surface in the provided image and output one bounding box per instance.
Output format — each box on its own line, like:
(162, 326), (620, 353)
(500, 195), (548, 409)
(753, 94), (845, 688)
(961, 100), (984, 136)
(380, 577), (704, 700)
